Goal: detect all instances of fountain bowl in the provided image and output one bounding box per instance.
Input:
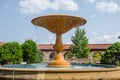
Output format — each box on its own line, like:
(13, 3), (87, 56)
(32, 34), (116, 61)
(0, 64), (120, 80)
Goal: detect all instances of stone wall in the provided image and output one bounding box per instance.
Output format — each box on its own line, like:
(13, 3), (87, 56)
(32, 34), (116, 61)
(0, 67), (120, 80)
(41, 50), (105, 63)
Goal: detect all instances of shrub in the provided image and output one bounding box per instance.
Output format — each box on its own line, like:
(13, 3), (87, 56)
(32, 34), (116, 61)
(0, 46), (4, 64)
(101, 42), (120, 66)
(36, 49), (43, 63)
(0, 42), (22, 64)
(93, 52), (101, 62)
(22, 40), (37, 63)
(64, 52), (73, 59)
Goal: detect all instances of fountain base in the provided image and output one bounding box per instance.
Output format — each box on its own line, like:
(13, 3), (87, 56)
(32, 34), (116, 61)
(47, 53), (71, 67)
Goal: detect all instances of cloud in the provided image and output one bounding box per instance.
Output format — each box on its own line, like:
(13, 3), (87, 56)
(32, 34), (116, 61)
(89, 32), (120, 43)
(90, 14), (96, 18)
(19, 0), (79, 14)
(103, 35), (111, 39)
(85, 0), (96, 3)
(90, 32), (98, 35)
(96, 1), (120, 13)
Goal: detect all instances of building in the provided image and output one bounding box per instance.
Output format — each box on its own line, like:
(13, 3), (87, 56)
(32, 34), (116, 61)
(38, 44), (111, 62)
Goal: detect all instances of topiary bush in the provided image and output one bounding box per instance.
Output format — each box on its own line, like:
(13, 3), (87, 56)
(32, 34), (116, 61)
(0, 42), (22, 65)
(101, 42), (120, 66)
(22, 39), (42, 63)
(0, 46), (5, 64)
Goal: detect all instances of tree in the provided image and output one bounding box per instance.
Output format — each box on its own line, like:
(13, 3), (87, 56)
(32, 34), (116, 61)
(22, 40), (38, 63)
(70, 27), (90, 58)
(101, 42), (120, 66)
(36, 49), (43, 63)
(0, 42), (22, 64)
(0, 46), (5, 64)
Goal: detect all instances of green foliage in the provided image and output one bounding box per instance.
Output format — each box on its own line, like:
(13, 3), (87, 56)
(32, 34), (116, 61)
(70, 28), (90, 58)
(36, 49), (43, 63)
(101, 42), (120, 66)
(93, 52), (101, 61)
(0, 42), (22, 64)
(0, 40), (43, 65)
(22, 40), (38, 63)
(0, 46), (5, 64)
(65, 52), (73, 59)
(115, 61), (120, 66)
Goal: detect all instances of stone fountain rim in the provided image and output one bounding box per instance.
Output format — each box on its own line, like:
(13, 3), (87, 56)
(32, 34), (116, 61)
(31, 14), (87, 28)
(31, 14), (87, 23)
(0, 67), (120, 72)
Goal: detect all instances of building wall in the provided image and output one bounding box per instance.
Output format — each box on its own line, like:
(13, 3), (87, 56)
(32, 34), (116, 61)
(41, 49), (105, 63)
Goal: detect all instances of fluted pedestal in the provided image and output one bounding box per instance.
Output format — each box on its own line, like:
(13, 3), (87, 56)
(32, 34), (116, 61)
(48, 34), (71, 67)
(48, 53), (71, 67)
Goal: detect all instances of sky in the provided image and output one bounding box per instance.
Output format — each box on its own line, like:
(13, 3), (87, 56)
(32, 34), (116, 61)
(0, 0), (120, 44)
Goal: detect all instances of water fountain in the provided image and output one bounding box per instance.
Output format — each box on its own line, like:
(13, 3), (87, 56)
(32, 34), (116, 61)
(31, 14), (86, 67)
(0, 14), (120, 80)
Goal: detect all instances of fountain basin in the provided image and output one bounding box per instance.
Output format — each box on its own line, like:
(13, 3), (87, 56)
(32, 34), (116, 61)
(0, 64), (120, 80)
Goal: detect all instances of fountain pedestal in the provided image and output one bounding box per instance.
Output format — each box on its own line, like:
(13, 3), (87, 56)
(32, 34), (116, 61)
(48, 34), (70, 67)
(32, 14), (86, 67)
(48, 52), (70, 67)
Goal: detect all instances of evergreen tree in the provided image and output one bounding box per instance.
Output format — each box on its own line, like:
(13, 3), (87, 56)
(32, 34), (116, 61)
(70, 27), (90, 58)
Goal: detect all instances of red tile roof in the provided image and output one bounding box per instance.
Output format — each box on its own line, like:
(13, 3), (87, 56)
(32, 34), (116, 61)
(38, 44), (111, 51)
(38, 44), (54, 50)
(89, 44), (110, 50)
(0, 42), (4, 46)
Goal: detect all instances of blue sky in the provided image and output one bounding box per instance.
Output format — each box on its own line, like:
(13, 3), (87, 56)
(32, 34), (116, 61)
(0, 0), (120, 44)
